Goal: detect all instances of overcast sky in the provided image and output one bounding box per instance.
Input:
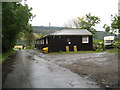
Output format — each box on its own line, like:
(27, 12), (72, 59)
(26, 0), (118, 31)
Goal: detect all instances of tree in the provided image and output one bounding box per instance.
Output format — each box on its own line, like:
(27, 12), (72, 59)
(103, 24), (111, 34)
(2, 2), (33, 52)
(118, 16), (120, 31)
(78, 13), (100, 37)
(24, 31), (35, 46)
(103, 15), (119, 35)
(65, 13), (101, 37)
(39, 33), (44, 38)
(23, 24), (35, 46)
(111, 15), (118, 29)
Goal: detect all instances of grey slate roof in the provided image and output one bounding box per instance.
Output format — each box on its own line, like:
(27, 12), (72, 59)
(50, 29), (92, 36)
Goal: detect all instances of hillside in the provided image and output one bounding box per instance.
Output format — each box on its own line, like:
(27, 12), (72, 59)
(33, 26), (111, 40)
(33, 26), (68, 35)
(95, 31), (111, 40)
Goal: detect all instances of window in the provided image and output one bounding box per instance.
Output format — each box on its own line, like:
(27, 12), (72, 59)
(82, 36), (89, 43)
(43, 39), (44, 44)
(59, 36), (61, 38)
(105, 40), (113, 43)
(40, 40), (42, 44)
(46, 38), (48, 44)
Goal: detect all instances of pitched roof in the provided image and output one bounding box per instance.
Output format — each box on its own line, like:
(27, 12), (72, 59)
(50, 29), (92, 36)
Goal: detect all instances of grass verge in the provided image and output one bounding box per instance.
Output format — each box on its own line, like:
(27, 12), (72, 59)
(49, 50), (104, 54)
(2, 50), (17, 85)
(25, 45), (34, 49)
(107, 48), (120, 55)
(0, 50), (16, 62)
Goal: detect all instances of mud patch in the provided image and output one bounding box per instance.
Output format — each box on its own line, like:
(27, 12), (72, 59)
(59, 60), (118, 89)
(43, 52), (119, 89)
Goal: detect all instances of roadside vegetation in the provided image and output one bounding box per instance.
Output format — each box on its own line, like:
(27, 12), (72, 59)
(107, 48), (119, 53)
(2, 2), (34, 53)
(106, 39), (120, 55)
(2, 1), (35, 62)
(49, 51), (101, 54)
(0, 50), (16, 62)
(93, 39), (103, 44)
(25, 45), (34, 49)
(2, 50), (17, 85)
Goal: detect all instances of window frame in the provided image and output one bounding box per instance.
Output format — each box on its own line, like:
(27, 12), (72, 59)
(46, 38), (48, 44)
(43, 39), (44, 44)
(82, 36), (89, 43)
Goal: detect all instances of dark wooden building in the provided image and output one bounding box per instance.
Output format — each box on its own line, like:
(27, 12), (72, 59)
(35, 29), (93, 52)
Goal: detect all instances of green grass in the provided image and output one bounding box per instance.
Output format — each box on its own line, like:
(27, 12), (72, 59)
(16, 43), (24, 45)
(25, 45), (34, 49)
(93, 39), (103, 44)
(49, 50), (104, 54)
(114, 40), (120, 49)
(107, 48), (120, 55)
(0, 50), (16, 62)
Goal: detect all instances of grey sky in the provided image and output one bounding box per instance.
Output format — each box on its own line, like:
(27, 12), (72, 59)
(1, 0), (22, 2)
(26, 0), (118, 31)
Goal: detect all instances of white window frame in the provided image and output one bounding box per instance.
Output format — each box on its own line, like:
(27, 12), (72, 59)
(40, 40), (42, 44)
(46, 38), (48, 44)
(43, 39), (44, 44)
(59, 36), (61, 38)
(82, 36), (89, 43)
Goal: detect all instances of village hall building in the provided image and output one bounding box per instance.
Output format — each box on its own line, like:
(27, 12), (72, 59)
(35, 29), (93, 52)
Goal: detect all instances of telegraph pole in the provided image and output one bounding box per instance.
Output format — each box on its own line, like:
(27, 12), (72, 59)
(49, 22), (51, 30)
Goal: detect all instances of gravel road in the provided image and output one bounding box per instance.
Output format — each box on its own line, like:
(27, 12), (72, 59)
(40, 51), (118, 88)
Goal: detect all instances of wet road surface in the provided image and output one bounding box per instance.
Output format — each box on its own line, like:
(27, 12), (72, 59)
(3, 50), (99, 88)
